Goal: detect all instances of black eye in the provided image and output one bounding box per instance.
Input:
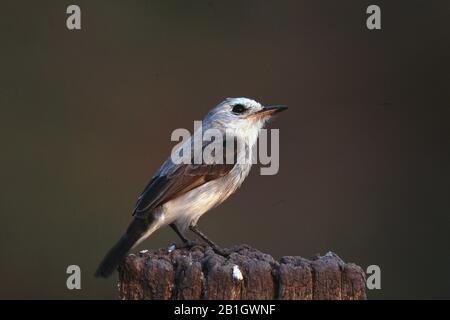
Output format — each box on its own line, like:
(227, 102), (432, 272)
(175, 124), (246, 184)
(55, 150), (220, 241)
(232, 104), (246, 114)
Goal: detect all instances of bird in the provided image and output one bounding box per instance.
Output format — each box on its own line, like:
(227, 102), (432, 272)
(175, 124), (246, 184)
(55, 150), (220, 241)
(95, 97), (287, 278)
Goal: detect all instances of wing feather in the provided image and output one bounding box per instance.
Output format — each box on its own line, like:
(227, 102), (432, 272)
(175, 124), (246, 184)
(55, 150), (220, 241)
(132, 136), (237, 216)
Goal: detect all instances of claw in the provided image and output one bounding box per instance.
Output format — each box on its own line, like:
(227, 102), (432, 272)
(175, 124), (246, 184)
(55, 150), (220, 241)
(180, 239), (201, 249)
(212, 245), (230, 257)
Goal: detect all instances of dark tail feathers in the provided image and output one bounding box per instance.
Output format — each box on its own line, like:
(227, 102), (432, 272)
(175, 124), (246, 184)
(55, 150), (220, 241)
(95, 217), (151, 278)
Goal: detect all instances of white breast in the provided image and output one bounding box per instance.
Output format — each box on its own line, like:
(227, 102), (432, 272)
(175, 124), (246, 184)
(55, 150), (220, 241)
(157, 127), (260, 232)
(162, 162), (252, 231)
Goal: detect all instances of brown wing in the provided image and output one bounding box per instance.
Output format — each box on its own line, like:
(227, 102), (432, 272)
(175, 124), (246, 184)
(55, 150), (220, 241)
(132, 137), (238, 216)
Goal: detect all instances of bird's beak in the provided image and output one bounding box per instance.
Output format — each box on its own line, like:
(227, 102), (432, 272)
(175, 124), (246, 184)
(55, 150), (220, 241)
(254, 105), (288, 117)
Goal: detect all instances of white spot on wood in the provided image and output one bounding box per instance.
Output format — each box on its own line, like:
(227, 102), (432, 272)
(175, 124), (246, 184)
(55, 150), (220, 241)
(232, 265), (243, 281)
(139, 249), (148, 254)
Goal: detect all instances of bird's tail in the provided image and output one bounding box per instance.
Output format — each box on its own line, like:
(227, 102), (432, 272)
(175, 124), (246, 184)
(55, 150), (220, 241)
(95, 216), (155, 278)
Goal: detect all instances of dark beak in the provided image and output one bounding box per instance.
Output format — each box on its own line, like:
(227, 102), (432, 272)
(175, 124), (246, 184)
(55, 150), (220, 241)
(256, 105), (288, 116)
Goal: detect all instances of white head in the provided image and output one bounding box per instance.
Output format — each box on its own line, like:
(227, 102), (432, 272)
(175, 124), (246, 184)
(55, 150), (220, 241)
(203, 97), (287, 136)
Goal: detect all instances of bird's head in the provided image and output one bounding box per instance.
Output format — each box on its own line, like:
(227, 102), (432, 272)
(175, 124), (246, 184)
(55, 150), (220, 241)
(204, 97), (287, 136)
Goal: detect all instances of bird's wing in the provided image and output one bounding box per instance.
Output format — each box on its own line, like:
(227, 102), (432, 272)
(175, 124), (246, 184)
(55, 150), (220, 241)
(132, 137), (239, 216)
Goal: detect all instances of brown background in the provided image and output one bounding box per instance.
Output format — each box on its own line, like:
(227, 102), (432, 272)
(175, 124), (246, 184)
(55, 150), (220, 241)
(0, 0), (449, 299)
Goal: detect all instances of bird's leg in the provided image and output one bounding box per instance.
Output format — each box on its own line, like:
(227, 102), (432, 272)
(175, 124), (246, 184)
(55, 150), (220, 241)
(170, 223), (188, 243)
(189, 224), (229, 256)
(170, 223), (199, 247)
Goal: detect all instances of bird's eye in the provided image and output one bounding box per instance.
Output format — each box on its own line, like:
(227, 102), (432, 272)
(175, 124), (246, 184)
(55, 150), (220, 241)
(232, 104), (246, 114)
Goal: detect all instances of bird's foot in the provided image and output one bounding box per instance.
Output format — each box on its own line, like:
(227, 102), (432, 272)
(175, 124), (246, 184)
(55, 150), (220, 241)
(212, 245), (230, 257)
(179, 239), (201, 249)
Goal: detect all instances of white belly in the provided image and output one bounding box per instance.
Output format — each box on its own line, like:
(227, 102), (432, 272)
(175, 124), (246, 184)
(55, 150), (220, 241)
(160, 163), (252, 231)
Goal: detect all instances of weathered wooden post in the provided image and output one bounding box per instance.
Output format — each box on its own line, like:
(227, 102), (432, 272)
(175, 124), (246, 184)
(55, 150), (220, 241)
(118, 244), (366, 300)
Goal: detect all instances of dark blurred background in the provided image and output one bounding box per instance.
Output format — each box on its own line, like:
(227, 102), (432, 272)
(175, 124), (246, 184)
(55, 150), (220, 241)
(0, 0), (449, 299)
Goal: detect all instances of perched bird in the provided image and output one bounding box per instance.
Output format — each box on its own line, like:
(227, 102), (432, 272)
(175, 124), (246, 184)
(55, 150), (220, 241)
(95, 97), (287, 278)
